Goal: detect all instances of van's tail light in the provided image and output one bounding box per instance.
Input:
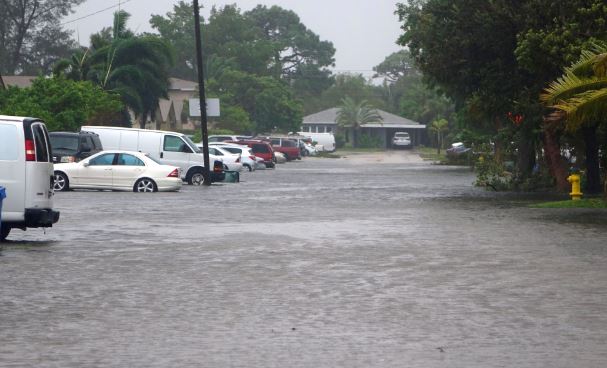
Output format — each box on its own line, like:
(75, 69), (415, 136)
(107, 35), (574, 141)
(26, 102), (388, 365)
(249, 155), (256, 161)
(167, 168), (179, 178)
(25, 139), (36, 161)
(236, 156), (241, 163)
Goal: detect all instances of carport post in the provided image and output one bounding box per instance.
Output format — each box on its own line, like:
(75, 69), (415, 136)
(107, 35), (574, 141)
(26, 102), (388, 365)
(193, 0), (211, 186)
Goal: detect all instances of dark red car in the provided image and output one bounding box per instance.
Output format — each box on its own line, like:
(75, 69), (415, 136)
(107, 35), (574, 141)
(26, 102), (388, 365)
(228, 140), (276, 168)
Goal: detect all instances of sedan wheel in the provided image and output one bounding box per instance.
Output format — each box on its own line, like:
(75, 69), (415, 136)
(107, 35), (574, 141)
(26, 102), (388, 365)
(53, 172), (69, 191)
(134, 178), (157, 192)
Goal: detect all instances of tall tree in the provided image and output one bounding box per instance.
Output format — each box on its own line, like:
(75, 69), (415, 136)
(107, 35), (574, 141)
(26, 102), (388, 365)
(0, 0), (84, 75)
(150, 1), (198, 80)
(55, 11), (174, 129)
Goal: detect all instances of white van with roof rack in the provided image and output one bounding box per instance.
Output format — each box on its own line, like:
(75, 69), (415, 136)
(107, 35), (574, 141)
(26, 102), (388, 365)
(0, 116), (60, 241)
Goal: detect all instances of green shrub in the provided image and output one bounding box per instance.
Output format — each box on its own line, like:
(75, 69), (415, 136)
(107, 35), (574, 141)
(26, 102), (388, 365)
(358, 133), (382, 149)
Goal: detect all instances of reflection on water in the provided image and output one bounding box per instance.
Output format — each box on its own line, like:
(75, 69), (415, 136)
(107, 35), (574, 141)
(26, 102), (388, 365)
(1, 157), (606, 367)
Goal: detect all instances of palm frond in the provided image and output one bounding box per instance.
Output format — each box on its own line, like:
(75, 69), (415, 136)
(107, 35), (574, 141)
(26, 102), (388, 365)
(541, 73), (607, 105)
(553, 88), (607, 131)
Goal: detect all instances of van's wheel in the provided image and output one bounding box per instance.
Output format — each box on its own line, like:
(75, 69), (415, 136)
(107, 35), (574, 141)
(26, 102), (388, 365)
(244, 164), (252, 172)
(134, 178), (157, 192)
(0, 226), (10, 242)
(188, 170), (205, 186)
(53, 172), (70, 191)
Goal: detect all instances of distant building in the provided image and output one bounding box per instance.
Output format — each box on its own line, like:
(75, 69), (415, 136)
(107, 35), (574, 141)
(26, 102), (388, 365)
(155, 78), (199, 131)
(301, 107), (426, 148)
(1, 75), (36, 89)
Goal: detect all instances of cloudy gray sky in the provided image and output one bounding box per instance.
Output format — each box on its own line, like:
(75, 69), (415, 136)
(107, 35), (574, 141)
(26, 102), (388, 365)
(64, 0), (404, 78)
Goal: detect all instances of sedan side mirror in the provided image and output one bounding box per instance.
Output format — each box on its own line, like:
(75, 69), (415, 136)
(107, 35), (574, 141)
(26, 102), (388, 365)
(83, 162), (90, 167)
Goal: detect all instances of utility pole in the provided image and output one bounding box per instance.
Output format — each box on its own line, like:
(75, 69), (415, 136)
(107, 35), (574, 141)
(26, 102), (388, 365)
(193, 0), (211, 185)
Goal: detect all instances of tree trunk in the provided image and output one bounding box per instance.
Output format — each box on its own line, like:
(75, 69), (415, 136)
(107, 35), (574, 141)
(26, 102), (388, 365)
(582, 126), (601, 194)
(543, 124), (569, 191)
(494, 116), (503, 163)
(517, 137), (535, 179)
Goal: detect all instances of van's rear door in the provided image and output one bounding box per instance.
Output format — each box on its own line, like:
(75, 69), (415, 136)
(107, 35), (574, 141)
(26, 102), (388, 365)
(0, 119), (26, 221)
(25, 120), (54, 210)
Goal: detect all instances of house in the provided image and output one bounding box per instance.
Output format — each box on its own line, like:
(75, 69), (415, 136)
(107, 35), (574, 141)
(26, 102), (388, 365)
(301, 107), (426, 148)
(0, 74), (4, 89)
(155, 78), (199, 131)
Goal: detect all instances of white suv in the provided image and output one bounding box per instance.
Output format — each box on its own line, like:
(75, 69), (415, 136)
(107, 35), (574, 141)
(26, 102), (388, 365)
(0, 116), (60, 241)
(392, 132), (412, 149)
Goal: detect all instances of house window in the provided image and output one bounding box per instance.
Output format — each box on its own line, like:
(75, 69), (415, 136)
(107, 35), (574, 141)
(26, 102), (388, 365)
(326, 127), (332, 133)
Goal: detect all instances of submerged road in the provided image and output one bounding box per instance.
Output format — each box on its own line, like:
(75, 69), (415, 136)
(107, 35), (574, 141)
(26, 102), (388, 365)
(1, 152), (607, 367)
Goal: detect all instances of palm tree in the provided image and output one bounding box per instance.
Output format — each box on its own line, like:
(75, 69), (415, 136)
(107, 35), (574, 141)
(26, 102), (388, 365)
(336, 96), (382, 147)
(54, 11), (174, 129)
(541, 42), (607, 194)
(428, 118), (449, 154)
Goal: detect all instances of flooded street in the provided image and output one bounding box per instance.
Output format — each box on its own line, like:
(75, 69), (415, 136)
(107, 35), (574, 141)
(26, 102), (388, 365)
(1, 152), (607, 367)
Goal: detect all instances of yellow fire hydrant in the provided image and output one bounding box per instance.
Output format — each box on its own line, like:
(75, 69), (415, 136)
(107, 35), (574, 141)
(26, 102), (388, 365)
(567, 174), (583, 200)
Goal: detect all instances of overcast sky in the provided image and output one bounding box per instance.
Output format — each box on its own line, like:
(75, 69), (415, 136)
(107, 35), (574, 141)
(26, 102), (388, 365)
(63, 0), (404, 79)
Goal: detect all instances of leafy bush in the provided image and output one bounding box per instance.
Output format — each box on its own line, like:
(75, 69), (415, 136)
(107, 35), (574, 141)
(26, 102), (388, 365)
(474, 156), (513, 191)
(358, 133), (382, 148)
(334, 132), (346, 149)
(0, 77), (123, 131)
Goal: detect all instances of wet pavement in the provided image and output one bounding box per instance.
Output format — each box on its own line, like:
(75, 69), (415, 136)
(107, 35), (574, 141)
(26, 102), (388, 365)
(1, 152), (607, 367)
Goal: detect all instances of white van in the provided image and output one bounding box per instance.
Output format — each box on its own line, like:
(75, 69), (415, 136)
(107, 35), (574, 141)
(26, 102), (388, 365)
(297, 132), (336, 152)
(81, 126), (223, 185)
(0, 116), (60, 241)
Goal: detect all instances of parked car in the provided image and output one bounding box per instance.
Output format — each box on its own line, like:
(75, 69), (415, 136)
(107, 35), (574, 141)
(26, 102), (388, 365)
(197, 144), (243, 172)
(81, 126), (224, 185)
(269, 137), (301, 161)
(208, 135), (251, 143)
(49, 131), (103, 163)
(209, 143), (259, 172)
(392, 132), (412, 149)
(274, 151), (287, 164)
(228, 140), (276, 168)
(303, 142), (318, 156)
(446, 142), (471, 157)
(53, 150), (182, 192)
(0, 116), (60, 241)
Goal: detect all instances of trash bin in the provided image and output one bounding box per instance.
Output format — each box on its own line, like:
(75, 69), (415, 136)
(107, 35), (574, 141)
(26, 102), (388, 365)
(222, 171), (240, 183)
(0, 186), (6, 235)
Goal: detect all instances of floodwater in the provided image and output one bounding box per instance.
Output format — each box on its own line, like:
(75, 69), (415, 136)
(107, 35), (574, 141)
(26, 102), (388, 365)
(1, 152), (607, 367)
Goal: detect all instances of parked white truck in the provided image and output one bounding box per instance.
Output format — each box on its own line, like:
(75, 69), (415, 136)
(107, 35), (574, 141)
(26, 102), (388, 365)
(297, 132), (336, 152)
(81, 126), (224, 185)
(0, 116), (60, 241)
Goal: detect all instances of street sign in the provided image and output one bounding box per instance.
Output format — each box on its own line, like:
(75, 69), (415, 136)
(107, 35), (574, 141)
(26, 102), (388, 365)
(189, 98), (220, 117)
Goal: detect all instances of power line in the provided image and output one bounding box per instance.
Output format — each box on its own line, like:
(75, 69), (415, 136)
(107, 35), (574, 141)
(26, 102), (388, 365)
(61, 0), (134, 26)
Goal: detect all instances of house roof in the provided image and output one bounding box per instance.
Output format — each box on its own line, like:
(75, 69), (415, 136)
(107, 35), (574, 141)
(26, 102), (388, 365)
(169, 78), (197, 91)
(2, 75), (36, 88)
(302, 107), (425, 129)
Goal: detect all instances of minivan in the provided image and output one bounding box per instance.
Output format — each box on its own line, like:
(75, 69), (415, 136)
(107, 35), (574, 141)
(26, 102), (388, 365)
(81, 126), (224, 184)
(269, 137), (301, 161)
(49, 131), (103, 163)
(0, 116), (60, 241)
